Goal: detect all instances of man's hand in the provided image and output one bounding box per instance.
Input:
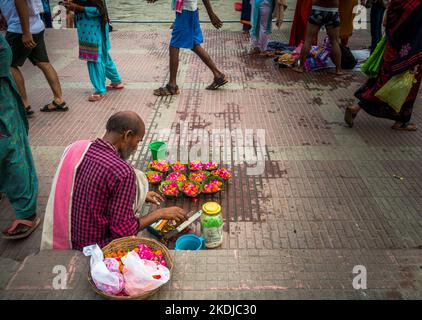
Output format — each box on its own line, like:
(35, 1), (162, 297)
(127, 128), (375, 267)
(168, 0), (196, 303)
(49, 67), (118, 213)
(146, 191), (164, 204)
(158, 207), (187, 222)
(22, 33), (36, 49)
(209, 12), (223, 29)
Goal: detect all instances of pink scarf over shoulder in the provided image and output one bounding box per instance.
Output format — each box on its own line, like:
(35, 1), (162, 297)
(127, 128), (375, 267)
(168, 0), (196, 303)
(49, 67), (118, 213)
(41, 140), (92, 250)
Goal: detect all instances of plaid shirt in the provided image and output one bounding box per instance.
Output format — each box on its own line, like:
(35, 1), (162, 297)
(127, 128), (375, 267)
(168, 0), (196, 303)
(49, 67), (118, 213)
(71, 138), (140, 250)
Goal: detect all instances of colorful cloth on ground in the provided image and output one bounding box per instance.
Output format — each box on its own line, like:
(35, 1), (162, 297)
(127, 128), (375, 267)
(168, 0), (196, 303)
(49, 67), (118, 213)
(170, 10), (203, 49)
(289, 0), (313, 46)
(251, 0), (273, 39)
(339, 0), (358, 39)
(0, 34), (38, 220)
(355, 0), (422, 123)
(41, 140), (148, 250)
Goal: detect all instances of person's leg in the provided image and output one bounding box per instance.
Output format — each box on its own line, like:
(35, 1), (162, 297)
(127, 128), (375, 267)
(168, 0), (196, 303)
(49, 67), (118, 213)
(168, 46), (180, 88)
(326, 26), (343, 75)
(371, 4), (385, 53)
(87, 60), (107, 100)
(104, 52), (122, 85)
(257, 1), (271, 52)
(293, 22), (321, 73)
(192, 45), (223, 79)
(36, 62), (65, 105)
(10, 67), (30, 108)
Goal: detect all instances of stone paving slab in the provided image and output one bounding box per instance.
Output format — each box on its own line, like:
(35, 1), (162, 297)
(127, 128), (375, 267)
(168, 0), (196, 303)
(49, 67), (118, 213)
(0, 22), (421, 299)
(0, 249), (421, 300)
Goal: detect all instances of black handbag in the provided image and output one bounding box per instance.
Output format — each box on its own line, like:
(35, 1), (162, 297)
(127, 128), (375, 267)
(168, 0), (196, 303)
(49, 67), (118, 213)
(340, 44), (358, 70)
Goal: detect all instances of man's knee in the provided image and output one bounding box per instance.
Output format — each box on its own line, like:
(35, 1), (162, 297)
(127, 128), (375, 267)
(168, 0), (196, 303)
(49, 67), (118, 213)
(36, 61), (52, 69)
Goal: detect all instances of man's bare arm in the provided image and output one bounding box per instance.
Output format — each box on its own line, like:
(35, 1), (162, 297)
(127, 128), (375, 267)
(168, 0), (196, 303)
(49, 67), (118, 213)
(14, 0), (37, 48)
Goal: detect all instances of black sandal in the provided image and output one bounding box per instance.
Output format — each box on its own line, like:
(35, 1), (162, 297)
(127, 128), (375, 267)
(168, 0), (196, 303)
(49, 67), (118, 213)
(206, 75), (228, 90)
(26, 106), (34, 116)
(153, 84), (180, 96)
(40, 101), (69, 112)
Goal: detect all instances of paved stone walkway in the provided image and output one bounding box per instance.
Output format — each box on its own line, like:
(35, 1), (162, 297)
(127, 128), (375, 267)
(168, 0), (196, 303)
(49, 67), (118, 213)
(0, 21), (421, 299)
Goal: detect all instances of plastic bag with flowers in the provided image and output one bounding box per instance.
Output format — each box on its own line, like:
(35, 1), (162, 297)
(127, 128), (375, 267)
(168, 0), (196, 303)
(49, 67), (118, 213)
(211, 168), (232, 181)
(83, 244), (125, 295)
(146, 171), (164, 184)
(121, 251), (170, 296)
(159, 181), (181, 198)
(180, 180), (202, 197)
(148, 160), (170, 173)
(166, 171), (188, 183)
(202, 176), (225, 194)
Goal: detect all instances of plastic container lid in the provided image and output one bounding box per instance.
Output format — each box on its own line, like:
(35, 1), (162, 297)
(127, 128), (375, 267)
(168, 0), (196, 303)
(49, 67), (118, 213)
(202, 202), (221, 215)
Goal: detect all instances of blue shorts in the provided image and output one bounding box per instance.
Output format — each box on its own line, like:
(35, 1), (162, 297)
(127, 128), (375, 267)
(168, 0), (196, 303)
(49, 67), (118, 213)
(170, 10), (203, 49)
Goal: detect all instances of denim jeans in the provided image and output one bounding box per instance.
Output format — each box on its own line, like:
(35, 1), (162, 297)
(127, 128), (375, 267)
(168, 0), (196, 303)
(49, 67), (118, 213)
(370, 3), (386, 53)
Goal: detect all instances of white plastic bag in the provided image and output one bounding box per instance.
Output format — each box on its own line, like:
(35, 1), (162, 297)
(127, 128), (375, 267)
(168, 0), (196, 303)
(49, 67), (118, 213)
(83, 244), (124, 295)
(121, 251), (170, 296)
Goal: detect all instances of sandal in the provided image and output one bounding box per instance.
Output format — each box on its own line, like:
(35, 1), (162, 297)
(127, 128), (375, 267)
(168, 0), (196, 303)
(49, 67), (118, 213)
(153, 84), (180, 96)
(88, 93), (106, 102)
(344, 106), (359, 128)
(106, 82), (124, 91)
(391, 122), (417, 131)
(40, 100), (68, 112)
(206, 75), (228, 90)
(26, 106), (34, 116)
(2, 216), (41, 240)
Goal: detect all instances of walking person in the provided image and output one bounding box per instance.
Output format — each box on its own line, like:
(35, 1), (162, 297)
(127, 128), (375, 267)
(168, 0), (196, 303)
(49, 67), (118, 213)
(240, 0), (252, 34)
(63, 0), (123, 102)
(345, 0), (422, 131)
(0, 34), (40, 240)
(293, 0), (343, 75)
(149, 0), (228, 96)
(0, 0), (67, 115)
(249, 0), (274, 55)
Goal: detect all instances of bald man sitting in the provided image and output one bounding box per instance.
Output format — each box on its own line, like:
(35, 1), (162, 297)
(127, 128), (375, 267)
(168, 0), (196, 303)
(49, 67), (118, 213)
(41, 111), (186, 251)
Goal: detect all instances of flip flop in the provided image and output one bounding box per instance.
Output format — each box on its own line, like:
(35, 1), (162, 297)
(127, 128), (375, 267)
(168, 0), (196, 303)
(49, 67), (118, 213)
(153, 84), (180, 96)
(206, 75), (228, 90)
(106, 82), (124, 91)
(2, 217), (41, 240)
(40, 101), (68, 112)
(88, 93), (106, 102)
(391, 122), (417, 131)
(26, 106), (34, 116)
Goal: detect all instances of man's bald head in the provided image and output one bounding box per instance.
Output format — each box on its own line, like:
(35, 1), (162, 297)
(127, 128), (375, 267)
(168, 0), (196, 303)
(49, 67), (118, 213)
(106, 111), (145, 137)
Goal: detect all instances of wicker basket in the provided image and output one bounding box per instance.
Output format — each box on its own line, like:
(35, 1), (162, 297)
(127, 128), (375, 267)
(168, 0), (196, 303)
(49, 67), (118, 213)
(87, 236), (173, 300)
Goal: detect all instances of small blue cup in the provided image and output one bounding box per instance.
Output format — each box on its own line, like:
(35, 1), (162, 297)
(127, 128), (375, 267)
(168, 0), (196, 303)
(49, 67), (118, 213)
(175, 234), (205, 250)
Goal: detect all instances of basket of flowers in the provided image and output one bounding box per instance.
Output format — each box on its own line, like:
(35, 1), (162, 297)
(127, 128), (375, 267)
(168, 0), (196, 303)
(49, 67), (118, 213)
(166, 171), (188, 183)
(189, 160), (204, 171)
(179, 180), (202, 198)
(188, 170), (210, 183)
(202, 176), (225, 194)
(158, 180), (181, 198)
(148, 160), (170, 173)
(87, 236), (173, 300)
(171, 161), (187, 172)
(203, 161), (218, 171)
(146, 171), (164, 185)
(211, 168), (232, 181)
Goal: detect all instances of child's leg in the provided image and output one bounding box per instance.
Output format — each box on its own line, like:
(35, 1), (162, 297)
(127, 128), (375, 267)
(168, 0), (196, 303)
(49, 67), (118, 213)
(87, 60), (107, 94)
(104, 52), (122, 84)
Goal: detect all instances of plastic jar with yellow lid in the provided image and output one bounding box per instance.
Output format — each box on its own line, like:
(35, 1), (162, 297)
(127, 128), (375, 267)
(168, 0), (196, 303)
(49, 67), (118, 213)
(200, 202), (223, 248)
